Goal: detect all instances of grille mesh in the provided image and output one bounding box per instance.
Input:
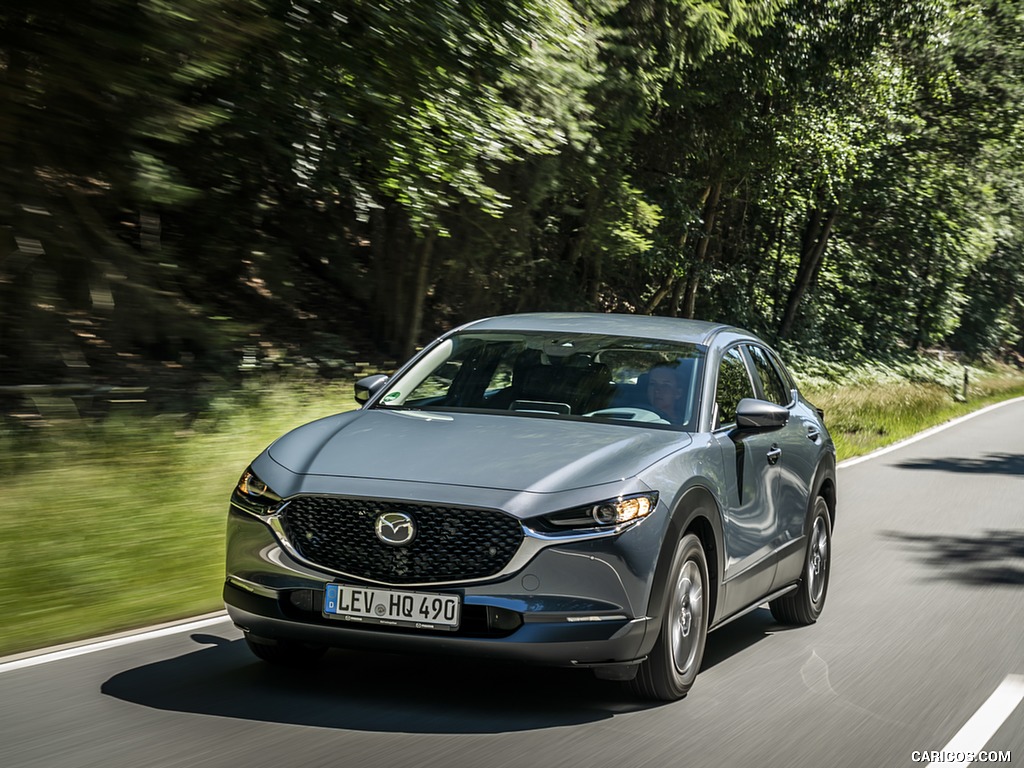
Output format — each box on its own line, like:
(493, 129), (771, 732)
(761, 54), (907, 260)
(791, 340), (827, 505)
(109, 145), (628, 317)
(280, 497), (523, 583)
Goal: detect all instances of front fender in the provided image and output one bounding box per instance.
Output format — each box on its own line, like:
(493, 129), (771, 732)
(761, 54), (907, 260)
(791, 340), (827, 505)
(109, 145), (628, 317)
(637, 484), (724, 658)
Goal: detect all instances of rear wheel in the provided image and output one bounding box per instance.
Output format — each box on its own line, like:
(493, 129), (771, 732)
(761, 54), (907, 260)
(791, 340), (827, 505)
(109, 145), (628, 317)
(244, 633), (328, 667)
(630, 533), (709, 701)
(770, 496), (831, 625)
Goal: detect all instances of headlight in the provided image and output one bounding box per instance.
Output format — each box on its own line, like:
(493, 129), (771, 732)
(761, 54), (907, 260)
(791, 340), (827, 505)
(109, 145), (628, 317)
(231, 468), (283, 516)
(536, 492), (659, 531)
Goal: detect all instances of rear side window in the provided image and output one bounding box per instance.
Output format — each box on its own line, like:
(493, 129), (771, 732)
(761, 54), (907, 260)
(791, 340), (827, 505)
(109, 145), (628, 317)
(767, 348), (797, 392)
(747, 345), (791, 406)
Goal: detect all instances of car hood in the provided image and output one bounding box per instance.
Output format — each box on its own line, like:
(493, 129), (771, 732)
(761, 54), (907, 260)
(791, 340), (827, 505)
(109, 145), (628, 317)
(267, 409), (690, 494)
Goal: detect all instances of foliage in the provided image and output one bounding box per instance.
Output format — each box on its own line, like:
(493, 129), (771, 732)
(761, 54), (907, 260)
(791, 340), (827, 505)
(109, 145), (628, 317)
(2, 0), (1024, 397)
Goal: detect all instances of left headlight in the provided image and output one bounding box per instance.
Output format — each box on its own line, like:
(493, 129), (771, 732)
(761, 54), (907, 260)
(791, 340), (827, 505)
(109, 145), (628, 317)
(534, 491), (659, 531)
(231, 467), (283, 516)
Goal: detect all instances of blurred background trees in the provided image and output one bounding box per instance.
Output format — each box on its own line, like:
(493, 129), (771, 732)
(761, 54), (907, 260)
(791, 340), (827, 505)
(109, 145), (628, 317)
(2, 0), (1023, 397)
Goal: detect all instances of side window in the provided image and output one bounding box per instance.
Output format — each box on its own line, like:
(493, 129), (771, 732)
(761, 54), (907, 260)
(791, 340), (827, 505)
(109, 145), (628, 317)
(407, 343), (512, 405)
(715, 348), (755, 428)
(767, 349), (797, 393)
(485, 358), (515, 392)
(748, 345), (791, 406)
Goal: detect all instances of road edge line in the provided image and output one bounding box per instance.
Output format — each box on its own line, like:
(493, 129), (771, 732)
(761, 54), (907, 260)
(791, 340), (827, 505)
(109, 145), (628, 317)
(837, 395), (1024, 469)
(926, 674), (1024, 767)
(0, 612), (228, 674)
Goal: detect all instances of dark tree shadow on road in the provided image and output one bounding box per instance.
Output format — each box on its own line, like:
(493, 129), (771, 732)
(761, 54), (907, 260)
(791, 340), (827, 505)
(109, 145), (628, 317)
(882, 529), (1024, 586)
(893, 453), (1024, 476)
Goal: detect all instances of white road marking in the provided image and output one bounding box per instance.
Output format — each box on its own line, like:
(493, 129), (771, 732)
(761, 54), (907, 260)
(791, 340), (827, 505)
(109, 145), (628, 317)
(927, 675), (1024, 767)
(837, 396), (1024, 469)
(0, 614), (229, 674)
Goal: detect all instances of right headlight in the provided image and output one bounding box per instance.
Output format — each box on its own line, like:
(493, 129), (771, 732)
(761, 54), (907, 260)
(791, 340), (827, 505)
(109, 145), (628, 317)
(533, 491), (659, 531)
(231, 467), (283, 516)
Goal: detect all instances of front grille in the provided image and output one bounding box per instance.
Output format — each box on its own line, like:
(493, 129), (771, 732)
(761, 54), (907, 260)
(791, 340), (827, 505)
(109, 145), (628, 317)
(279, 497), (524, 583)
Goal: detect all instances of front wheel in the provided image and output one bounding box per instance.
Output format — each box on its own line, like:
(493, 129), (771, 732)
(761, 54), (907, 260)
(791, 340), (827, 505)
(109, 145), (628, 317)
(630, 533), (709, 701)
(770, 496), (831, 625)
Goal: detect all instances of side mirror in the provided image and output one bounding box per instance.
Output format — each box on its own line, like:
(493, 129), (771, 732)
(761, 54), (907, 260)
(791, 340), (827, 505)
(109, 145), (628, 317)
(735, 398), (789, 430)
(354, 374), (389, 405)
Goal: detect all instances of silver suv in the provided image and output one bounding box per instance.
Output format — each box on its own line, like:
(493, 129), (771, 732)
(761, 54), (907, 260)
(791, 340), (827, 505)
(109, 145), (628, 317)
(225, 313), (836, 700)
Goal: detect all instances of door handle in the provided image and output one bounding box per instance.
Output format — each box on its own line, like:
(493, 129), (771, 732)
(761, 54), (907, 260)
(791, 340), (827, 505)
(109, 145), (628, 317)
(766, 444), (782, 465)
(807, 427), (820, 441)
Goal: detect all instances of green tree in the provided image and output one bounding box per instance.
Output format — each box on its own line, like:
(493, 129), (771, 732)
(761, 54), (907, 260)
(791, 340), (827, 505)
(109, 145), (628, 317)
(0, 0), (263, 383)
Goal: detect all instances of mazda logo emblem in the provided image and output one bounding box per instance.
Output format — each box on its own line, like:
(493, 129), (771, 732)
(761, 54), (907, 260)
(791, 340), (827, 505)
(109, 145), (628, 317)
(375, 512), (416, 546)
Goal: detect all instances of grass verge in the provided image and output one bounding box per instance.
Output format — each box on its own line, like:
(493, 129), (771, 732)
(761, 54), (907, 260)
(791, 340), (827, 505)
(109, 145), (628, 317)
(0, 377), (355, 657)
(794, 359), (1024, 458)
(2, 361), (1023, 657)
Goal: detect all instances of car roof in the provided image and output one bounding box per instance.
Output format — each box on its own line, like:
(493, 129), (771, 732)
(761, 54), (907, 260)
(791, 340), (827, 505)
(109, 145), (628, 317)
(461, 312), (741, 346)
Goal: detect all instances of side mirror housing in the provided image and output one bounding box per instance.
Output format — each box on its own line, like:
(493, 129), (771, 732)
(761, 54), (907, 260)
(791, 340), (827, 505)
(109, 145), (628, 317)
(735, 398), (789, 430)
(354, 374), (389, 405)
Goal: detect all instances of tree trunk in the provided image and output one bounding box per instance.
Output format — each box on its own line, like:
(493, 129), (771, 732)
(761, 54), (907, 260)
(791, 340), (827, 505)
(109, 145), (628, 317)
(568, 184), (602, 296)
(668, 275), (684, 317)
(778, 201), (841, 340)
(682, 181), (722, 319)
(369, 206), (391, 345)
(588, 249), (602, 307)
(644, 271), (676, 314)
(643, 230), (689, 315)
(768, 206), (787, 323)
(370, 203), (421, 354)
(400, 232), (435, 362)
(681, 273), (699, 319)
(911, 256), (940, 352)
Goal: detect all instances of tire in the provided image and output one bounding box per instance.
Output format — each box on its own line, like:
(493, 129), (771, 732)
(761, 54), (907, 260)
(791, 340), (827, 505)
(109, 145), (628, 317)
(244, 633), (328, 667)
(770, 496), (831, 625)
(630, 533), (709, 701)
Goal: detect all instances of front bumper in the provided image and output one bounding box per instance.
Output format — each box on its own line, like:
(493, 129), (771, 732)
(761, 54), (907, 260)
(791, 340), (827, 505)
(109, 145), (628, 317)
(225, 583), (651, 668)
(224, 507), (661, 667)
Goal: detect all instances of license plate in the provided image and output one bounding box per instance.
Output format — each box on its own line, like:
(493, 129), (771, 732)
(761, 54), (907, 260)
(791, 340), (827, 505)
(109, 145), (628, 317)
(323, 584), (460, 631)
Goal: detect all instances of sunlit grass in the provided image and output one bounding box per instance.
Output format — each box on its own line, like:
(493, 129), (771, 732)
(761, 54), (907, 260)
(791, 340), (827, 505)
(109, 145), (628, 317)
(0, 377), (356, 656)
(801, 365), (1024, 459)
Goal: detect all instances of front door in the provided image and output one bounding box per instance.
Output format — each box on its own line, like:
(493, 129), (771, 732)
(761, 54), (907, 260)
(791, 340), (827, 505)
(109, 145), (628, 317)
(712, 346), (779, 616)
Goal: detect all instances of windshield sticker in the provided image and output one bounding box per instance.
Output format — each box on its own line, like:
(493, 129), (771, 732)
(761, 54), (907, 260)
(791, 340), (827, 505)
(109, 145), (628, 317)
(383, 391), (401, 402)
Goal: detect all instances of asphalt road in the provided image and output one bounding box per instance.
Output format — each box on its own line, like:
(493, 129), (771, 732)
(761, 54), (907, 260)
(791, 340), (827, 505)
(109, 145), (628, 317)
(3, 400), (1023, 768)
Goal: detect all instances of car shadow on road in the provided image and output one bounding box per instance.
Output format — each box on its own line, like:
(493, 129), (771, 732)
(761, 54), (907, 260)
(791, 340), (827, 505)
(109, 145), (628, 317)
(102, 611), (782, 732)
(102, 634), (654, 733)
(702, 607), (798, 672)
(882, 529), (1024, 586)
(893, 452), (1024, 476)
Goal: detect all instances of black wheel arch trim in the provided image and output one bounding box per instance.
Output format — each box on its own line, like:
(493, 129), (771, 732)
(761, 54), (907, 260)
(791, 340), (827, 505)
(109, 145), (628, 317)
(638, 484), (724, 658)
(809, 453), (838, 534)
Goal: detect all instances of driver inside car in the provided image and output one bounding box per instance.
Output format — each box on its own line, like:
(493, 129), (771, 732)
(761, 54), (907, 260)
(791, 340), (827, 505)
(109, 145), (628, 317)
(646, 363), (685, 424)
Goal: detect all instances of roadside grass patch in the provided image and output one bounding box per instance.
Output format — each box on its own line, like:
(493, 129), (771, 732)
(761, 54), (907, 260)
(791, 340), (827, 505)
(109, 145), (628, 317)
(797, 361), (1024, 458)
(0, 377), (355, 657)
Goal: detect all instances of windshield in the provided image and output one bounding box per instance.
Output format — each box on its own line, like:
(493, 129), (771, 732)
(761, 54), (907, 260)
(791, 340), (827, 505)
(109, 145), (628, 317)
(375, 331), (705, 430)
